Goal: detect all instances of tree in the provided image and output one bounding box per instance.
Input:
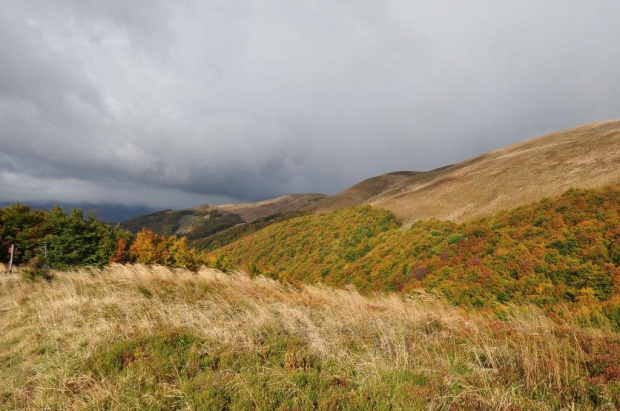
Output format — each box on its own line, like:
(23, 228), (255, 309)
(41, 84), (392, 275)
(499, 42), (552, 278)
(0, 204), (47, 264)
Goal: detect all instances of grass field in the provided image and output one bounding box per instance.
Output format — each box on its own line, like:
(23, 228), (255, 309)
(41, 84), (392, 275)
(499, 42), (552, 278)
(1, 264), (619, 410)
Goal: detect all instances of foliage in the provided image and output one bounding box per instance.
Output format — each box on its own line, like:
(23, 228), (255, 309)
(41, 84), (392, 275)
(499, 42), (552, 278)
(129, 229), (202, 270)
(0, 203), (47, 265)
(21, 254), (53, 282)
(0, 203), (205, 271)
(191, 211), (307, 251)
(44, 207), (128, 269)
(0, 204), (131, 269)
(220, 186), (620, 325)
(219, 206), (399, 283)
(109, 237), (131, 264)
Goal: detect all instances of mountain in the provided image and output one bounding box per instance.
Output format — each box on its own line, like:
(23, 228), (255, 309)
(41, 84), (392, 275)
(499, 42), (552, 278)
(0, 202), (157, 223)
(123, 120), (620, 244)
(120, 193), (327, 238)
(305, 120), (620, 224)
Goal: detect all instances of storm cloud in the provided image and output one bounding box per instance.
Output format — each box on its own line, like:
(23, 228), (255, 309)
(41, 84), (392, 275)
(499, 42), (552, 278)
(1, 0), (619, 208)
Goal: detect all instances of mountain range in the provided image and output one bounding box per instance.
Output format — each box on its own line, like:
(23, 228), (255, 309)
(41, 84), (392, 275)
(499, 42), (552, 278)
(122, 119), (620, 241)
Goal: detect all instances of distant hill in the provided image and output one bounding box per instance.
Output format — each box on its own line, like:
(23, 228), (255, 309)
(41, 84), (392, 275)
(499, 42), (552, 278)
(0, 202), (157, 223)
(191, 193), (328, 223)
(120, 193), (327, 240)
(305, 120), (620, 224)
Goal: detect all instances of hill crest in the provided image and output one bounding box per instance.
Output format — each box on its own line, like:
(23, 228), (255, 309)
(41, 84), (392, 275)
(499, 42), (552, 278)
(306, 120), (620, 223)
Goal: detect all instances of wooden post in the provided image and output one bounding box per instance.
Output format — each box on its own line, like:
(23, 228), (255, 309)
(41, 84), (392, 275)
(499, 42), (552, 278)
(8, 244), (15, 274)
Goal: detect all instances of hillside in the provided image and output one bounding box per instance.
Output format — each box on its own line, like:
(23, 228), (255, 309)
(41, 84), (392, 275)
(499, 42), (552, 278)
(219, 185), (620, 326)
(306, 120), (620, 223)
(121, 193), (327, 238)
(192, 193), (327, 223)
(1, 265), (618, 409)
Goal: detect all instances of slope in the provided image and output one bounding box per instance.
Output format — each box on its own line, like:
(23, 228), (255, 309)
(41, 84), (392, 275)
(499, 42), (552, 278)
(192, 193), (327, 223)
(219, 185), (620, 326)
(121, 193), (327, 238)
(306, 120), (620, 223)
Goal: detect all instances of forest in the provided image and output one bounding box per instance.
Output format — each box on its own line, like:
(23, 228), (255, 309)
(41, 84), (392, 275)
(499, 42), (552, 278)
(218, 186), (620, 327)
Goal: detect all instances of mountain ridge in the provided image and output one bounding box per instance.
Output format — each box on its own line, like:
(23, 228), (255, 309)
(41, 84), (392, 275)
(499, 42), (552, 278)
(120, 193), (327, 237)
(122, 120), (620, 241)
(306, 119), (620, 223)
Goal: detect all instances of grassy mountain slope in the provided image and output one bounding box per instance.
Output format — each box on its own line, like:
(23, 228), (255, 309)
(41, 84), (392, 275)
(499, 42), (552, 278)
(219, 185), (620, 325)
(121, 193), (326, 238)
(192, 193), (327, 223)
(306, 120), (620, 223)
(1, 265), (618, 409)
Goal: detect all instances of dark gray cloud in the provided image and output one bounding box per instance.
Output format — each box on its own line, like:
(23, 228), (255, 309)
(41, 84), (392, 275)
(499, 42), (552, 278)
(1, 0), (619, 208)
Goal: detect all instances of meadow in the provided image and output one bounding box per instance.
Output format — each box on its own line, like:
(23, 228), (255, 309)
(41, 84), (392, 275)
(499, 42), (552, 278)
(1, 264), (618, 410)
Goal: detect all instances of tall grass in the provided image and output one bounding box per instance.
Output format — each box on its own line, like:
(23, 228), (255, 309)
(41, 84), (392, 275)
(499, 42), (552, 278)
(1, 264), (618, 409)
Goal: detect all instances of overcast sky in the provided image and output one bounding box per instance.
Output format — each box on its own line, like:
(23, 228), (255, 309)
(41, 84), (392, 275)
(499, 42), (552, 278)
(1, 1), (619, 208)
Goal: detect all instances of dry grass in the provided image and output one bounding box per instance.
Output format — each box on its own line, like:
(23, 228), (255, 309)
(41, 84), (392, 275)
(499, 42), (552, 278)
(0, 264), (618, 409)
(307, 120), (620, 224)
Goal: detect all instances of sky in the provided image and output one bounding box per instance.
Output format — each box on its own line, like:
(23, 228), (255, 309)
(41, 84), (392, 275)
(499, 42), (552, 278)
(1, 0), (619, 209)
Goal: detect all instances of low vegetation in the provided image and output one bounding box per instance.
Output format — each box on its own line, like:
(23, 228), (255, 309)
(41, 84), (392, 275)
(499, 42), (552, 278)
(4, 186), (620, 330)
(1, 264), (618, 409)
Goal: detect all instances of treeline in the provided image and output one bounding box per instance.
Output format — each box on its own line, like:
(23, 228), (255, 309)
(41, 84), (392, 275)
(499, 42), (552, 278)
(0, 204), (209, 271)
(218, 186), (620, 327)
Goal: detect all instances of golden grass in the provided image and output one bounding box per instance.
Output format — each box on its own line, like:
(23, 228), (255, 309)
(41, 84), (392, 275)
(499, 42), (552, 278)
(307, 120), (620, 224)
(0, 264), (618, 409)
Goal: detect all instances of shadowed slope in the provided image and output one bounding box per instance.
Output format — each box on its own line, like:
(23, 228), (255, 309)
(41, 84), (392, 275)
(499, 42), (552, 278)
(193, 193), (327, 223)
(122, 193), (327, 237)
